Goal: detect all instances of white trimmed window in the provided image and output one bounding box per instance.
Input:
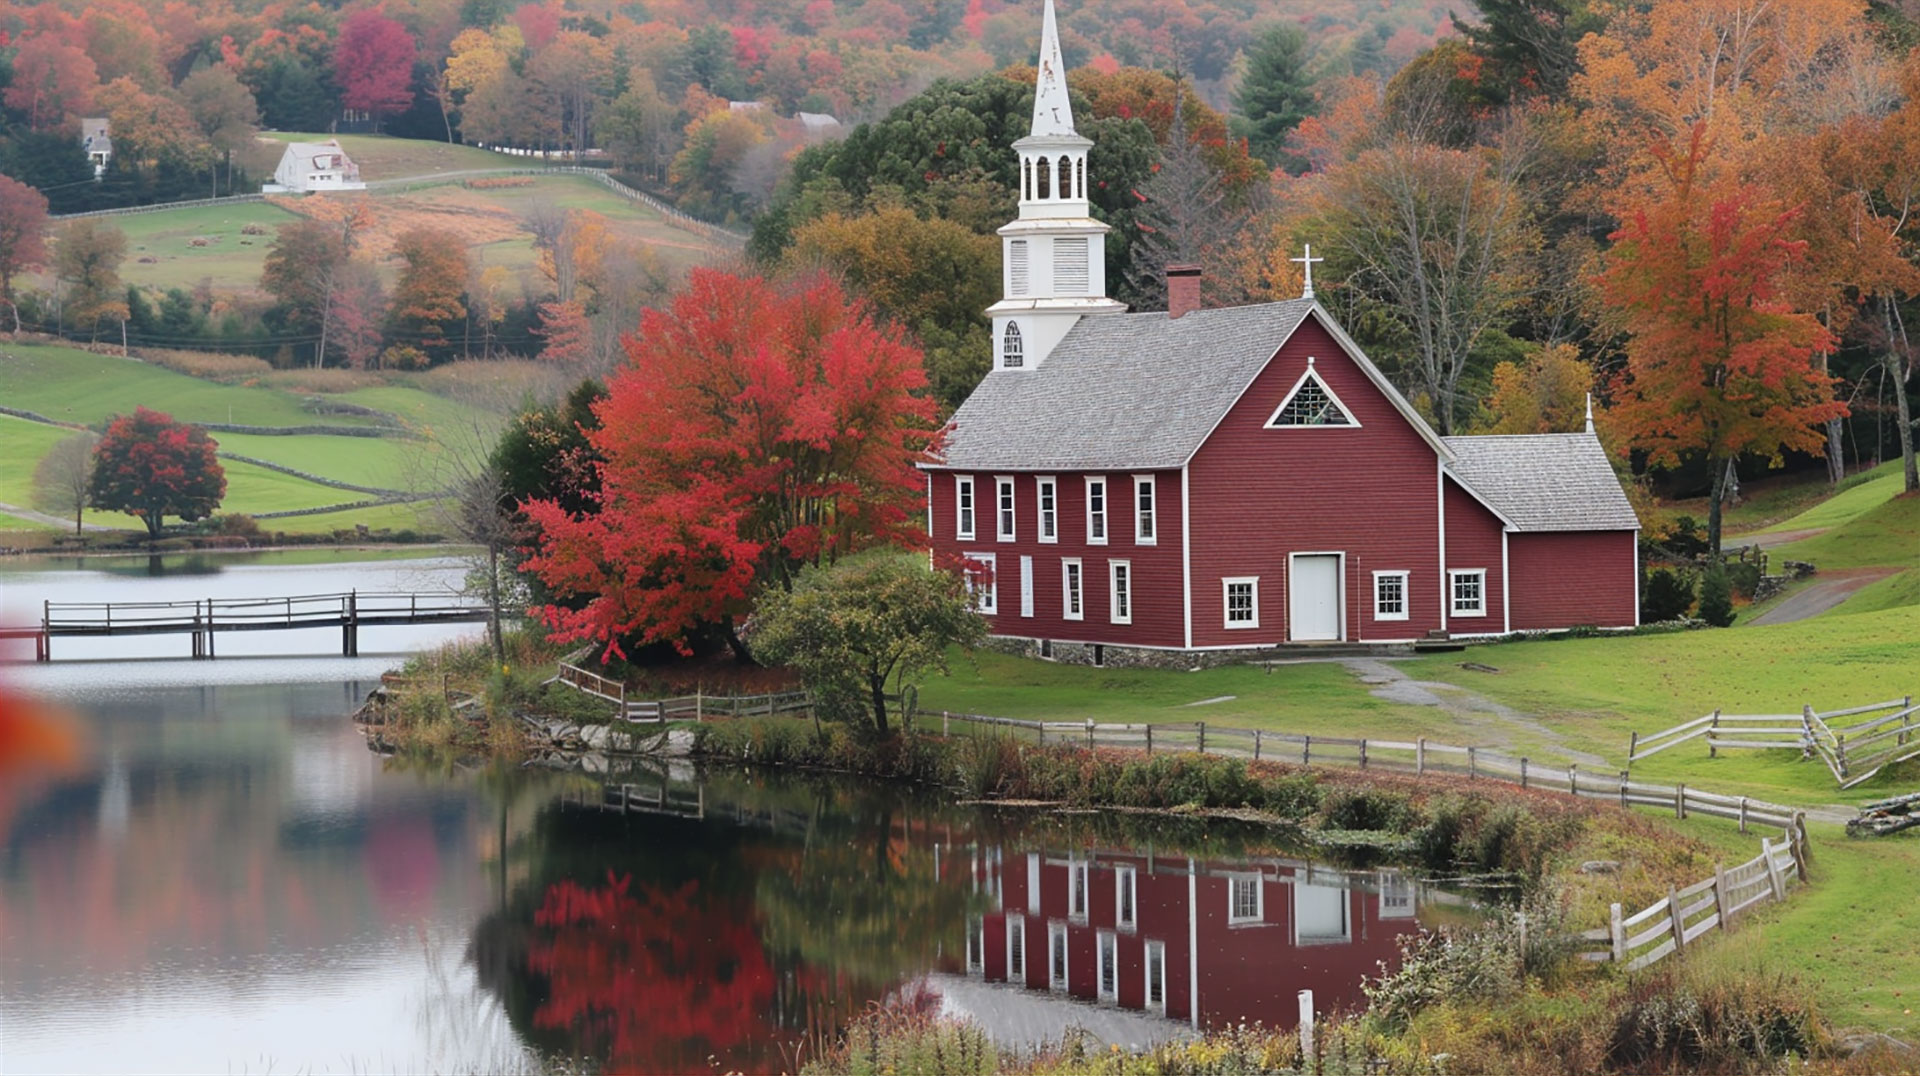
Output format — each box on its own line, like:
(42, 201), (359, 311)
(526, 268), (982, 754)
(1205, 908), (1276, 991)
(965, 915), (985, 974)
(1048, 921), (1069, 991)
(1144, 940), (1167, 1012)
(955, 476), (975, 540)
(996, 476), (1016, 541)
(1133, 474), (1156, 544)
(1097, 930), (1118, 1001)
(1450, 569), (1486, 617)
(1266, 361), (1358, 427)
(1085, 477), (1107, 544)
(1110, 561), (1132, 625)
(1037, 476), (1058, 543)
(1019, 555), (1034, 617)
(1062, 558), (1084, 620)
(966, 553), (997, 614)
(1002, 321), (1024, 367)
(1116, 866), (1137, 931)
(1069, 858), (1089, 920)
(1374, 571), (1409, 621)
(1223, 577), (1259, 629)
(1228, 874), (1264, 924)
(1007, 915), (1026, 978)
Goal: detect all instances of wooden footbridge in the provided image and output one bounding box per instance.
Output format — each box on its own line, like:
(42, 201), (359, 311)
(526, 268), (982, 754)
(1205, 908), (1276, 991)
(0, 591), (505, 661)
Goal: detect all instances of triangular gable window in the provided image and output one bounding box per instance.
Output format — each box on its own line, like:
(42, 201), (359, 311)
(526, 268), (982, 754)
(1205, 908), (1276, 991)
(1266, 364), (1358, 428)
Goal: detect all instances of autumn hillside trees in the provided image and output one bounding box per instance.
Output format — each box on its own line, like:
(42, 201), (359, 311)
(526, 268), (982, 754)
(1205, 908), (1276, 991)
(519, 270), (938, 662)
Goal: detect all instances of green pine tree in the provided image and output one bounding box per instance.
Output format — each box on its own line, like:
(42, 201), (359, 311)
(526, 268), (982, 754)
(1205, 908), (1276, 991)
(1697, 562), (1735, 628)
(1232, 25), (1316, 174)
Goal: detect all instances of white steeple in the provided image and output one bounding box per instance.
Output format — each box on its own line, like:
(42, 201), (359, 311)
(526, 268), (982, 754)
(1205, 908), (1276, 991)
(986, 0), (1125, 372)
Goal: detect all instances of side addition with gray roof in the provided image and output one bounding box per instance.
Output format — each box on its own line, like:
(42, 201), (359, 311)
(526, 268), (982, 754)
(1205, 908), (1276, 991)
(1442, 434), (1638, 532)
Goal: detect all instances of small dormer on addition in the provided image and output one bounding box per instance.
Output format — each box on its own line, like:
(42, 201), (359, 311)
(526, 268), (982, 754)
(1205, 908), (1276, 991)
(986, 0), (1125, 373)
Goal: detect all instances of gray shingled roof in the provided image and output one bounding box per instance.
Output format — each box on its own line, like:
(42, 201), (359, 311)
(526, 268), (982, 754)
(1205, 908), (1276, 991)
(1442, 433), (1639, 532)
(938, 301), (1321, 470)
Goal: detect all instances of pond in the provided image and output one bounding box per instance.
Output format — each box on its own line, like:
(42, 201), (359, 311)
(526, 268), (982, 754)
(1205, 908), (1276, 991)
(0, 554), (1474, 1074)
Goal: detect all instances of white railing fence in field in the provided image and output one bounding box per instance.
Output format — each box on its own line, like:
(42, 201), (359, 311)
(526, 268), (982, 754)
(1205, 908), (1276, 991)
(1628, 697), (1918, 788)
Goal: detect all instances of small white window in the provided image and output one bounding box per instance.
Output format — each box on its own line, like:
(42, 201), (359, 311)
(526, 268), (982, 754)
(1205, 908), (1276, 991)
(1002, 321), (1024, 367)
(1267, 362), (1359, 427)
(1133, 475), (1156, 544)
(1069, 858), (1089, 920)
(1037, 476), (1058, 543)
(1374, 571), (1410, 621)
(1144, 940), (1167, 1012)
(956, 476), (975, 540)
(967, 553), (997, 614)
(1020, 555), (1034, 617)
(1228, 874), (1264, 924)
(1378, 871), (1416, 919)
(1110, 561), (1132, 625)
(1009, 241), (1029, 296)
(1223, 577), (1258, 629)
(1116, 866), (1137, 931)
(1062, 558), (1084, 621)
(1048, 920), (1069, 991)
(965, 915), (985, 974)
(1085, 477), (1107, 544)
(996, 476), (1016, 541)
(1097, 930), (1118, 1001)
(1008, 915), (1027, 978)
(1450, 569), (1486, 617)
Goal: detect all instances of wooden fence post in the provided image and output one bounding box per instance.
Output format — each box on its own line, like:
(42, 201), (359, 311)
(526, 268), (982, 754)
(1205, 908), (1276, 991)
(1468, 746), (1477, 779)
(1253, 729), (1262, 760)
(943, 710), (951, 737)
(1086, 718), (1094, 748)
(1302, 734), (1311, 766)
(1802, 705), (1817, 761)
(1520, 757), (1529, 789)
(1675, 783), (1686, 820)
(1297, 990), (1315, 1061)
(1568, 764), (1579, 796)
(1712, 863), (1729, 927)
(1738, 797), (1749, 834)
(694, 688), (703, 721)
(1762, 837), (1787, 902)
(1359, 739), (1368, 769)
(1790, 813), (1810, 881)
(1416, 738), (1426, 775)
(1629, 730), (1639, 763)
(1668, 885), (1686, 953)
(1610, 902), (1625, 963)
(1619, 772), (1629, 809)
(1145, 724), (1153, 755)
(1197, 722), (1206, 755)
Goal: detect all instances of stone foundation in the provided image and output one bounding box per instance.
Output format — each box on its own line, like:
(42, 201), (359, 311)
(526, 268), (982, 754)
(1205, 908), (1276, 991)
(982, 635), (1409, 670)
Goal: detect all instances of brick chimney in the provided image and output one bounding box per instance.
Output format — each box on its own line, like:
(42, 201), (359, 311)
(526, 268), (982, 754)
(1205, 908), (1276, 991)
(1167, 264), (1202, 319)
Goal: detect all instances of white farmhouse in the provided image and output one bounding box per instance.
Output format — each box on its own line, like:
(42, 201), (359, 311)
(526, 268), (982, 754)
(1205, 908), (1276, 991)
(262, 139), (366, 193)
(80, 118), (112, 177)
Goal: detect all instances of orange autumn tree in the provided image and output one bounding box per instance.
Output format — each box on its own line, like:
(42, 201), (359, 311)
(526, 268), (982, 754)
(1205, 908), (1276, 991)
(1600, 128), (1843, 555)
(519, 269), (937, 661)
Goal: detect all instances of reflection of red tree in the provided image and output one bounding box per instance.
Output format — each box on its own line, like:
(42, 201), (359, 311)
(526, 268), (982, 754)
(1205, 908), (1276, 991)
(528, 872), (778, 1073)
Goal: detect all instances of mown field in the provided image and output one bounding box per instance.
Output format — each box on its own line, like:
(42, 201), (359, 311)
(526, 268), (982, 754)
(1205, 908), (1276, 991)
(0, 341), (509, 538)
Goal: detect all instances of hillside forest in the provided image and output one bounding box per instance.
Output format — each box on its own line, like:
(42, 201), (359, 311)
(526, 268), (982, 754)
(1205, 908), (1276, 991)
(1, 0), (1919, 528)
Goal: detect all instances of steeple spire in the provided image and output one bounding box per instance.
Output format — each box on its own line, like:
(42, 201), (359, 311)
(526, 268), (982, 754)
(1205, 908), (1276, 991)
(1031, 0), (1075, 137)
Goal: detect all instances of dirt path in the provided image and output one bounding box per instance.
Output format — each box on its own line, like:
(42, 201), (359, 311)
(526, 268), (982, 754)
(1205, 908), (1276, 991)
(1730, 526), (1829, 549)
(1745, 568), (1898, 626)
(1338, 658), (1610, 766)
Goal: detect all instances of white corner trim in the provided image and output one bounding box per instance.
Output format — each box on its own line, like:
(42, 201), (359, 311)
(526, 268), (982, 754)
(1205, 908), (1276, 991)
(1501, 530), (1511, 634)
(1181, 466), (1192, 649)
(1436, 461), (1448, 634)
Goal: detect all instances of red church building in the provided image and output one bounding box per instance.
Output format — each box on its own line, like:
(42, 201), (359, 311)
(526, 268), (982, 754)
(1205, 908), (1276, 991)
(923, 1), (1639, 661)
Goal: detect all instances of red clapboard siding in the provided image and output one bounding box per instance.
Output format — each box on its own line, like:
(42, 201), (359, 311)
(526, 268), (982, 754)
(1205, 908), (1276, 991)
(1442, 477), (1506, 634)
(927, 469), (1185, 648)
(1509, 530), (1639, 630)
(1189, 314), (1443, 646)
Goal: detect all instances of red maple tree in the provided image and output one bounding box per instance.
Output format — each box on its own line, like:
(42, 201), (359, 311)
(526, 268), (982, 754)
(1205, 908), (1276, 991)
(86, 406), (227, 539)
(519, 269), (937, 660)
(1599, 127), (1844, 554)
(0, 175), (49, 333)
(332, 10), (416, 118)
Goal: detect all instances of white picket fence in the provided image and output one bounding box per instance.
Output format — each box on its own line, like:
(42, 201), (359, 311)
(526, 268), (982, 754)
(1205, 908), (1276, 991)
(1628, 696), (1919, 788)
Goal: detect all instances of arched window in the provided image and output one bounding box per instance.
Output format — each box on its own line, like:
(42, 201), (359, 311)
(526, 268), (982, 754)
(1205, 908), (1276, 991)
(1022, 159), (1031, 200)
(1003, 322), (1025, 368)
(1036, 157), (1051, 199)
(1075, 157), (1085, 199)
(1058, 155), (1071, 199)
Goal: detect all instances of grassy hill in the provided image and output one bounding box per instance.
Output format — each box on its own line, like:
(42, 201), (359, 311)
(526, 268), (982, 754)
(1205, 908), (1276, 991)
(0, 341), (518, 540)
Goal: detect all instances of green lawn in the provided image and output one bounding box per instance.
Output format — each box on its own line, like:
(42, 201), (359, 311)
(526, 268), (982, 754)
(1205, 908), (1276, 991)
(213, 432), (420, 489)
(261, 132), (523, 179)
(1745, 461), (1906, 536)
(263, 497), (441, 535)
(0, 511), (55, 531)
(1768, 494), (1920, 571)
(1836, 565), (1920, 617)
(0, 342), (370, 429)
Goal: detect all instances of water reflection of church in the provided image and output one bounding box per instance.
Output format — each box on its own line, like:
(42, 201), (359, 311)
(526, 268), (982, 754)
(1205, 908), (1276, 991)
(934, 847), (1431, 1037)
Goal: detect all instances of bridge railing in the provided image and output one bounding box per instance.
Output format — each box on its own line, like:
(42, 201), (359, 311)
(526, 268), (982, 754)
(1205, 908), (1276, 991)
(42, 591), (494, 630)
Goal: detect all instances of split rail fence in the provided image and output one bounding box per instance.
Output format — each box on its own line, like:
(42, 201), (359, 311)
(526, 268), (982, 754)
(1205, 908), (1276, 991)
(1627, 697), (1918, 789)
(553, 661), (811, 722)
(932, 710), (1811, 973)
